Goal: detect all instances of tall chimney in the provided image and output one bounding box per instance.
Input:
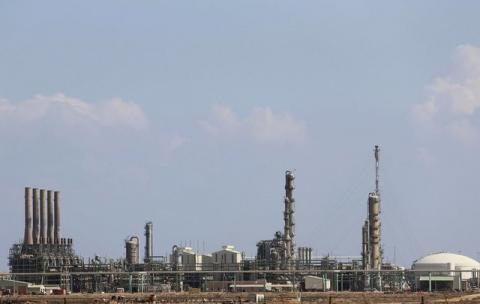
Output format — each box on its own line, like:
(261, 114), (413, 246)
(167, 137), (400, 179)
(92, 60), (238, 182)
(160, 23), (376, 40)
(24, 187), (33, 245)
(40, 189), (47, 244)
(47, 190), (54, 244)
(144, 222), (153, 263)
(54, 191), (61, 244)
(32, 188), (40, 244)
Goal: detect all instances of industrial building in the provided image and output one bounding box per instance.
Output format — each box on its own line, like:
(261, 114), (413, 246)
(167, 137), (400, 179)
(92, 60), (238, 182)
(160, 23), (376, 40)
(411, 252), (480, 291)
(8, 188), (83, 287)
(170, 246), (213, 271)
(212, 245), (243, 271)
(5, 145), (476, 294)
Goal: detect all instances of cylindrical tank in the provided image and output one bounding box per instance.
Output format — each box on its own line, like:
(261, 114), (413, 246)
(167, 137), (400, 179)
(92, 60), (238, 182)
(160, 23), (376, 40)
(40, 189), (47, 244)
(54, 191), (61, 244)
(144, 222), (153, 263)
(24, 187), (33, 245)
(368, 192), (381, 271)
(47, 190), (54, 244)
(126, 236), (140, 265)
(32, 188), (40, 244)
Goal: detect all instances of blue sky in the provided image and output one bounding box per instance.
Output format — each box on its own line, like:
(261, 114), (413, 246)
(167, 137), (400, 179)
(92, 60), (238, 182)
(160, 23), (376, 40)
(1, 1), (480, 270)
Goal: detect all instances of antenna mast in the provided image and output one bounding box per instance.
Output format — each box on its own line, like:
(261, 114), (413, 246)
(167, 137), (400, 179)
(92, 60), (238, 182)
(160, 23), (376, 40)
(374, 145), (380, 194)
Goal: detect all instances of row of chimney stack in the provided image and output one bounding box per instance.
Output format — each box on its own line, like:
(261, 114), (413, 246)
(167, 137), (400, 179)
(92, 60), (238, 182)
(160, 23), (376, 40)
(24, 187), (62, 245)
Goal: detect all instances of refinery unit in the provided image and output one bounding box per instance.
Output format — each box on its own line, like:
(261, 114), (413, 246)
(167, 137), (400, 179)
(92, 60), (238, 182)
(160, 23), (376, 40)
(3, 145), (480, 294)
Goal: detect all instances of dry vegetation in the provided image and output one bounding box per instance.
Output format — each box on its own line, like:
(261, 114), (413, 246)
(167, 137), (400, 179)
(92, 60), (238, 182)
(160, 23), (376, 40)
(2, 292), (480, 304)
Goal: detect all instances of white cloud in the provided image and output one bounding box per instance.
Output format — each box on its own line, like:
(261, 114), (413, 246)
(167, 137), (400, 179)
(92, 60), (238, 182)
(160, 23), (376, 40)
(0, 93), (148, 130)
(200, 105), (307, 144)
(412, 45), (480, 143)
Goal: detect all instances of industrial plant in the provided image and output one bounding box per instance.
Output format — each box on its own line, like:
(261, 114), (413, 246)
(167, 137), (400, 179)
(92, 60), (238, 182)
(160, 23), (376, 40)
(2, 145), (480, 295)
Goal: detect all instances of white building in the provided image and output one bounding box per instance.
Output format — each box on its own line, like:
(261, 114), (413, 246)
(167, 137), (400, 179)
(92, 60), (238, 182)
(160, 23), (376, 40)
(170, 246), (213, 271)
(0, 279), (47, 295)
(212, 245), (243, 271)
(412, 252), (480, 291)
(197, 254), (213, 271)
(304, 275), (331, 291)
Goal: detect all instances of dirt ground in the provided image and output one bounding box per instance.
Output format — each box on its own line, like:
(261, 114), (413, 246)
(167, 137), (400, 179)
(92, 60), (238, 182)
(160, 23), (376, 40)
(2, 292), (480, 304)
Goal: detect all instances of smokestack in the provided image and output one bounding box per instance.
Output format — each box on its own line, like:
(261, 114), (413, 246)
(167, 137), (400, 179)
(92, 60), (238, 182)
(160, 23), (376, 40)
(47, 190), (54, 244)
(54, 191), (61, 244)
(144, 222), (153, 263)
(40, 189), (47, 244)
(32, 188), (40, 244)
(24, 187), (33, 245)
(283, 170), (296, 268)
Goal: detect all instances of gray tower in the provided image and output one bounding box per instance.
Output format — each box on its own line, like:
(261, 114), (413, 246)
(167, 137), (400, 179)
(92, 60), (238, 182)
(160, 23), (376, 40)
(144, 221), (153, 263)
(47, 190), (54, 244)
(54, 191), (61, 244)
(32, 188), (40, 244)
(40, 189), (47, 244)
(24, 187), (33, 245)
(283, 170), (296, 269)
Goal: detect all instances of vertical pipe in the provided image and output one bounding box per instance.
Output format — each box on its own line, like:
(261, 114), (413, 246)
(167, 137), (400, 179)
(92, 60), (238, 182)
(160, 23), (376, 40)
(362, 220), (370, 289)
(24, 187), (33, 245)
(47, 190), (54, 244)
(40, 189), (47, 244)
(32, 188), (40, 244)
(54, 191), (61, 244)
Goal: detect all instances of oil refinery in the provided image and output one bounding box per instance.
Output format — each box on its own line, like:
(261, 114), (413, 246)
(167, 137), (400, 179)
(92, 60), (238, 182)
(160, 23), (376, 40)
(2, 146), (479, 295)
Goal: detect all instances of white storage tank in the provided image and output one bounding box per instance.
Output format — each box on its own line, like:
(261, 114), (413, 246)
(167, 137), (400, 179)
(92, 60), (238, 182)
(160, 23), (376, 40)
(412, 252), (480, 291)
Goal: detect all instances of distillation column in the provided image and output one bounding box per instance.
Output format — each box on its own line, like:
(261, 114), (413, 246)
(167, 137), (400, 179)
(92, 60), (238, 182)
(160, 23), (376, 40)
(144, 222), (153, 263)
(24, 187), (33, 245)
(283, 170), (296, 268)
(368, 193), (381, 271)
(369, 145), (382, 289)
(126, 236), (140, 265)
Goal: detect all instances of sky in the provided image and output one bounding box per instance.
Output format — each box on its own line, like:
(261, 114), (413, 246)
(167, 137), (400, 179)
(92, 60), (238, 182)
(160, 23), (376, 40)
(1, 1), (480, 270)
